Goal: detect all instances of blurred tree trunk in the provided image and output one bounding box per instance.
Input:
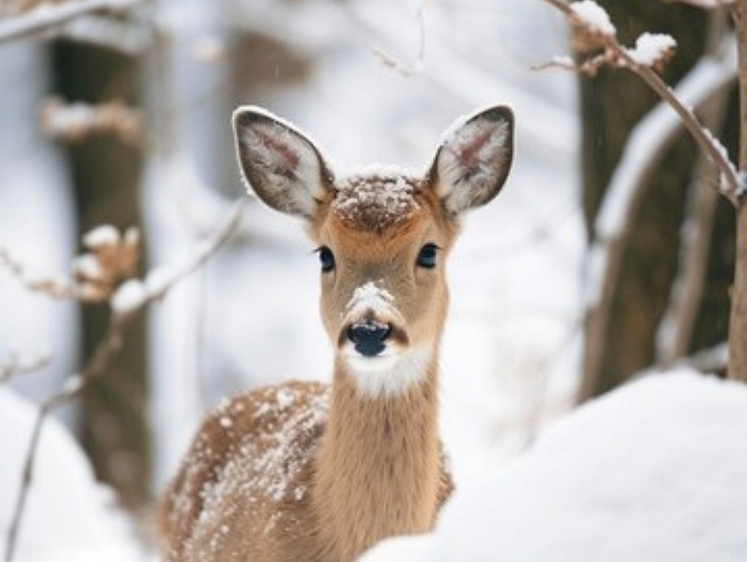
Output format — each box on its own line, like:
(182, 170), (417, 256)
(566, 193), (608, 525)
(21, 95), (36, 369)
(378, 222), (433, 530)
(579, 4), (736, 401)
(52, 42), (149, 510)
(729, 1), (747, 381)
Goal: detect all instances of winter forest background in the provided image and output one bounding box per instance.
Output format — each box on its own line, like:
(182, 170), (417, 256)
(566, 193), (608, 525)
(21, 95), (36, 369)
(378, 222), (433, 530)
(1, 0), (746, 561)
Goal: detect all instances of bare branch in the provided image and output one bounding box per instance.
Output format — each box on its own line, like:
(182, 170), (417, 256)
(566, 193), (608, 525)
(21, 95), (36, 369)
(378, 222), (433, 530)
(0, 246), (76, 300)
(656, 56), (731, 366)
(540, 0), (741, 203)
(3, 198), (246, 562)
(1, 224), (140, 303)
(577, 32), (737, 401)
(0, 0), (145, 44)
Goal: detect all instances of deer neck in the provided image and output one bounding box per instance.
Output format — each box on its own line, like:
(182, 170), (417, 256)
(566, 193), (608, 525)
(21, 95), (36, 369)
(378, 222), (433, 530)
(313, 353), (443, 561)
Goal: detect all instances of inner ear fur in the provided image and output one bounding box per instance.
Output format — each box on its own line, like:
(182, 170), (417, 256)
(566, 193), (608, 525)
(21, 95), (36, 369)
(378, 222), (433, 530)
(429, 105), (514, 215)
(232, 107), (334, 219)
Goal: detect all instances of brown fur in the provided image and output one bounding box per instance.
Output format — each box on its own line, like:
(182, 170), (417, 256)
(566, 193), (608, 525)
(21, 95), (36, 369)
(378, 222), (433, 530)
(160, 105), (513, 562)
(159, 373), (453, 562)
(159, 179), (457, 562)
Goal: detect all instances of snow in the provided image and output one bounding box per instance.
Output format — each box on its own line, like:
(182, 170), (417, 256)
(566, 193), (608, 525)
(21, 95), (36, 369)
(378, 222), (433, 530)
(333, 172), (420, 229)
(0, 387), (141, 562)
(569, 0), (616, 37)
(42, 101), (99, 141)
(110, 279), (147, 314)
(346, 282), (396, 317)
(73, 253), (104, 281)
(626, 33), (677, 67)
(675, 0), (733, 7)
(360, 369), (747, 562)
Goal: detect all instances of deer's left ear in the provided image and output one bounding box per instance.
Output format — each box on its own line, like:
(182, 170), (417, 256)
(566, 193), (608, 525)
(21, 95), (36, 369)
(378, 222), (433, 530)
(429, 106), (514, 215)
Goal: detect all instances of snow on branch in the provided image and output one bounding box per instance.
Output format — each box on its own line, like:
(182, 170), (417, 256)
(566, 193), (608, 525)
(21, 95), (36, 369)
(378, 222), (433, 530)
(540, 0), (740, 203)
(40, 97), (144, 149)
(660, 0), (734, 7)
(0, 350), (51, 385)
(626, 32), (677, 70)
(0, 0), (144, 44)
(577, 29), (737, 399)
(1, 224), (140, 302)
(56, 12), (152, 54)
(583, 34), (736, 307)
(3, 198), (246, 562)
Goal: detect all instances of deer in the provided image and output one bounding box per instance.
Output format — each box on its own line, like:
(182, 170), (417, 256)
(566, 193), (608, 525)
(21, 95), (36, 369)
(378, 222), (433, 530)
(158, 104), (514, 562)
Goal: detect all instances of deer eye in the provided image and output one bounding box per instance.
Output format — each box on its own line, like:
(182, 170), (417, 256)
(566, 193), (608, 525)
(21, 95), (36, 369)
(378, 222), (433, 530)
(317, 246), (335, 273)
(416, 244), (439, 269)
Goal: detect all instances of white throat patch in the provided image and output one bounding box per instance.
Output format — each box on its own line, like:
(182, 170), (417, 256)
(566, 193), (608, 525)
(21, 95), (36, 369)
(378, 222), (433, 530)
(342, 346), (433, 399)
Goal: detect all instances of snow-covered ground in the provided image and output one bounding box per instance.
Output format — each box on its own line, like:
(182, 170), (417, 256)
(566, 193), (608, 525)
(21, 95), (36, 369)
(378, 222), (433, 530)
(0, 388), (141, 562)
(360, 369), (747, 562)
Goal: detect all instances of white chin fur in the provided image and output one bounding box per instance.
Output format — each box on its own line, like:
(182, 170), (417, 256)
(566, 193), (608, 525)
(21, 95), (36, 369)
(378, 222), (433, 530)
(342, 346), (433, 399)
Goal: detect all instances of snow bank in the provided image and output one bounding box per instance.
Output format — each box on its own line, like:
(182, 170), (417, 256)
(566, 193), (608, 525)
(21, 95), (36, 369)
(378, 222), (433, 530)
(0, 388), (142, 562)
(359, 369), (747, 562)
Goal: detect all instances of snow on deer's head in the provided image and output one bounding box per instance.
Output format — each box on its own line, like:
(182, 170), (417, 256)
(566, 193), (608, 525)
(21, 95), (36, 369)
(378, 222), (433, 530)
(232, 106), (514, 398)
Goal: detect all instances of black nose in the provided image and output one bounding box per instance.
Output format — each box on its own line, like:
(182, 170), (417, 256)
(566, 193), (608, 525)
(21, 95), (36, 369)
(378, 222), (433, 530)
(347, 321), (392, 357)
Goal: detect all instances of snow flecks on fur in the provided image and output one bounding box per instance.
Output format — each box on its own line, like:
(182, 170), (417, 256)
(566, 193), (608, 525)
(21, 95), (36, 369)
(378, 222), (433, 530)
(216, 386), (326, 504)
(169, 382), (331, 560)
(346, 281), (395, 316)
(332, 172), (421, 231)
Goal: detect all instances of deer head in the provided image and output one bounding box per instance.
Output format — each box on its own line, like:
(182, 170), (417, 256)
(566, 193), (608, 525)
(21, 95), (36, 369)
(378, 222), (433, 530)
(232, 106), (513, 399)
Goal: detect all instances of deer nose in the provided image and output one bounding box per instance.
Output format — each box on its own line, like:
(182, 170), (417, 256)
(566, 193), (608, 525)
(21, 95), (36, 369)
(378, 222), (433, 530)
(347, 320), (392, 357)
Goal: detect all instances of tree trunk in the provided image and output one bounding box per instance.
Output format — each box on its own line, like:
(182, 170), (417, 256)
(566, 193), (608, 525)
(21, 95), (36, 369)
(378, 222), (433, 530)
(730, 2), (747, 382)
(52, 41), (149, 510)
(579, 3), (735, 400)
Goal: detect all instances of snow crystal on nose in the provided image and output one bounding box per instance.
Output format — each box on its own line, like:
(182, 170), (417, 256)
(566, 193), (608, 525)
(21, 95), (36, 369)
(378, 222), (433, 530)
(347, 281), (395, 315)
(332, 170), (421, 231)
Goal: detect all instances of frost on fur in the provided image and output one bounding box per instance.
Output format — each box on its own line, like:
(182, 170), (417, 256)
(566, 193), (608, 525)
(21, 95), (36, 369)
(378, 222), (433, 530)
(431, 106), (514, 215)
(232, 106), (333, 219)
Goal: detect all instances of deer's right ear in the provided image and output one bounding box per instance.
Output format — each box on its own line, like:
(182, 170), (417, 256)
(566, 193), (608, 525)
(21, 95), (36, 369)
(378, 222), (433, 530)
(232, 107), (334, 219)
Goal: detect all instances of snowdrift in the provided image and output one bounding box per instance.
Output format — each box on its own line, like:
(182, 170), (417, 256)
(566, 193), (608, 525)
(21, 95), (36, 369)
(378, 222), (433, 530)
(0, 388), (140, 562)
(360, 369), (747, 562)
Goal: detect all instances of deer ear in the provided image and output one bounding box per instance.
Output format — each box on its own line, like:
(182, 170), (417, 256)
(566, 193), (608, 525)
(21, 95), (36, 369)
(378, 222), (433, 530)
(232, 107), (334, 219)
(430, 106), (514, 215)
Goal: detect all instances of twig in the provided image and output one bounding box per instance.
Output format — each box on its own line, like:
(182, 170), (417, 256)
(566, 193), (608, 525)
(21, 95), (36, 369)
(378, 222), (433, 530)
(577, 43), (737, 399)
(0, 0), (145, 44)
(0, 246), (75, 300)
(3, 198), (246, 562)
(656, 14), (732, 365)
(0, 351), (52, 384)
